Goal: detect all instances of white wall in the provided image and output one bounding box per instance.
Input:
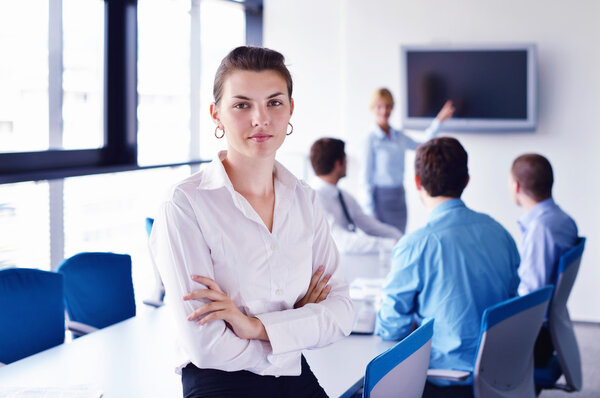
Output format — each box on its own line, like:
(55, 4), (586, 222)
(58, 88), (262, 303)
(265, 0), (600, 321)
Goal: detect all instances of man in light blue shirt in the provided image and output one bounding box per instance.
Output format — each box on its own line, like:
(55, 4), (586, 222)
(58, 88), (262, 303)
(509, 153), (578, 296)
(376, 137), (520, 397)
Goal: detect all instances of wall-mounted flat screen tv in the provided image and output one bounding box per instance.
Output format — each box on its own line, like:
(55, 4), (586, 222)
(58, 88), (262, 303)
(401, 44), (537, 131)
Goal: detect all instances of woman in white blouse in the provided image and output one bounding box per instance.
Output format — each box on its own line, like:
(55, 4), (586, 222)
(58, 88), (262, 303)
(150, 46), (354, 397)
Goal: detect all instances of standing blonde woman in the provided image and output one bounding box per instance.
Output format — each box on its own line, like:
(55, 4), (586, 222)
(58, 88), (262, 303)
(150, 46), (353, 398)
(364, 88), (454, 233)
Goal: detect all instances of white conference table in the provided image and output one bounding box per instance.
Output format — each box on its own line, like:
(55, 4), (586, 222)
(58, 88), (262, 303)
(0, 307), (182, 398)
(0, 253), (391, 397)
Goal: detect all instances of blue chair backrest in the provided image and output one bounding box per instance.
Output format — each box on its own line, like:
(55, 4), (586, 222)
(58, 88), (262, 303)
(58, 252), (136, 330)
(363, 318), (434, 398)
(0, 268), (65, 364)
(554, 237), (585, 305)
(547, 237), (585, 391)
(145, 217), (154, 237)
(473, 286), (553, 398)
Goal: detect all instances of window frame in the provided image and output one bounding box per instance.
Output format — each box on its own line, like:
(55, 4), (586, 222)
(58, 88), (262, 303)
(0, 0), (262, 185)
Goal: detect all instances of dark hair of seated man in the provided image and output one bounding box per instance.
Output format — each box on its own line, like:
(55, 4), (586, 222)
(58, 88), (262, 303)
(310, 138), (346, 176)
(511, 153), (553, 202)
(415, 137), (469, 198)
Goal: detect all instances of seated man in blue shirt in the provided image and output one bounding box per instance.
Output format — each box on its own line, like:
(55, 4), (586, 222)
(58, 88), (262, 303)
(375, 137), (520, 398)
(509, 153), (579, 295)
(509, 153), (578, 369)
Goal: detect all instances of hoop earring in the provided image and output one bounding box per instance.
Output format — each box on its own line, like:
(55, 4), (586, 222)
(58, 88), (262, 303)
(214, 126), (225, 139)
(286, 122), (294, 136)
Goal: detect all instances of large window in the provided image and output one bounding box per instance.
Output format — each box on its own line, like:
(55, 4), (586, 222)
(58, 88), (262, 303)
(0, 2), (50, 152)
(0, 0), (258, 305)
(197, 0), (246, 159)
(137, 0), (245, 165)
(62, 0), (105, 150)
(138, 0), (191, 166)
(0, 0), (104, 154)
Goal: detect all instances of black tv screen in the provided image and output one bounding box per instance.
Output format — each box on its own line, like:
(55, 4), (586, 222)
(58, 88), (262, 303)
(401, 45), (536, 131)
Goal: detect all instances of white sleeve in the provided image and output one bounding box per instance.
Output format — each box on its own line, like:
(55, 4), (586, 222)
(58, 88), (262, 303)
(331, 225), (397, 254)
(255, 190), (354, 355)
(345, 191), (402, 240)
(424, 118), (441, 140)
(149, 189), (277, 375)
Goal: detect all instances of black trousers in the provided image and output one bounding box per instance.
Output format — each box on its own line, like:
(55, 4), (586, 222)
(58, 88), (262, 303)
(422, 382), (474, 398)
(534, 325), (554, 367)
(181, 355), (328, 398)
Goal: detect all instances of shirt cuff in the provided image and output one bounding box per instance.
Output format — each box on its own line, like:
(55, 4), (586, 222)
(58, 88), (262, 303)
(256, 308), (319, 356)
(247, 350), (301, 376)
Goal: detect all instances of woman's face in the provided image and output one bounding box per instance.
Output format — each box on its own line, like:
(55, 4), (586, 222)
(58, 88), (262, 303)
(372, 97), (394, 126)
(211, 70), (293, 161)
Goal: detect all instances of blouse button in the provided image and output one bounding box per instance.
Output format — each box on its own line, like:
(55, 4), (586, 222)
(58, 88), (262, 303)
(271, 243), (278, 251)
(275, 289), (283, 296)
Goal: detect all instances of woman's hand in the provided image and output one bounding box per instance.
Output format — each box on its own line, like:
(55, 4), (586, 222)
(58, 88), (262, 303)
(184, 275), (268, 341)
(436, 100), (455, 122)
(294, 266), (332, 309)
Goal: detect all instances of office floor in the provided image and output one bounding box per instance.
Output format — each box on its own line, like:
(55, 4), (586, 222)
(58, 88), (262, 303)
(540, 322), (600, 397)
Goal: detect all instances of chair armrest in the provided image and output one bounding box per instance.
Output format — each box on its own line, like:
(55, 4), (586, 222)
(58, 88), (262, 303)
(67, 320), (99, 336)
(143, 298), (164, 308)
(427, 368), (471, 381)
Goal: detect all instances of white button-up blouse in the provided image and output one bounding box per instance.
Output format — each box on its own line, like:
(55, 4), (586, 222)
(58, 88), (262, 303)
(149, 151), (354, 376)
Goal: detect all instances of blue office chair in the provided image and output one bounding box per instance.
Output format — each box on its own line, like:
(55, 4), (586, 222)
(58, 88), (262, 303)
(344, 318), (434, 398)
(535, 237), (586, 392)
(58, 252), (136, 336)
(427, 286), (554, 398)
(0, 268), (65, 364)
(143, 217), (165, 307)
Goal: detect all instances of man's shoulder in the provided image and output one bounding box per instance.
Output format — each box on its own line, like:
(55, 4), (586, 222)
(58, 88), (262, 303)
(339, 187), (359, 202)
(396, 225), (436, 252)
(466, 209), (516, 245)
(310, 178), (338, 200)
(471, 208), (508, 228)
(425, 206), (513, 244)
(535, 203), (577, 228)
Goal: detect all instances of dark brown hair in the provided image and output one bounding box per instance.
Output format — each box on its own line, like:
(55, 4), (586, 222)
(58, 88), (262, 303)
(511, 153), (553, 201)
(310, 138), (346, 176)
(213, 46), (293, 105)
(415, 137), (469, 198)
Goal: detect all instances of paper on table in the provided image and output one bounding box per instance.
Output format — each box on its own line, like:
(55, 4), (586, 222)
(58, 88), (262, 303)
(0, 385), (102, 398)
(349, 277), (385, 301)
(349, 278), (386, 335)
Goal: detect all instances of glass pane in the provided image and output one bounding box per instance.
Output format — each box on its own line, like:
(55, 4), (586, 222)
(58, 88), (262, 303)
(0, 2), (49, 152)
(137, 0), (191, 165)
(62, 0), (105, 150)
(63, 167), (190, 306)
(0, 182), (51, 270)
(198, 0), (245, 159)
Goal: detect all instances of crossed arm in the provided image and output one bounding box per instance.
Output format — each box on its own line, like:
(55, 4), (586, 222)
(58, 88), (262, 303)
(150, 188), (352, 373)
(184, 266), (332, 341)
